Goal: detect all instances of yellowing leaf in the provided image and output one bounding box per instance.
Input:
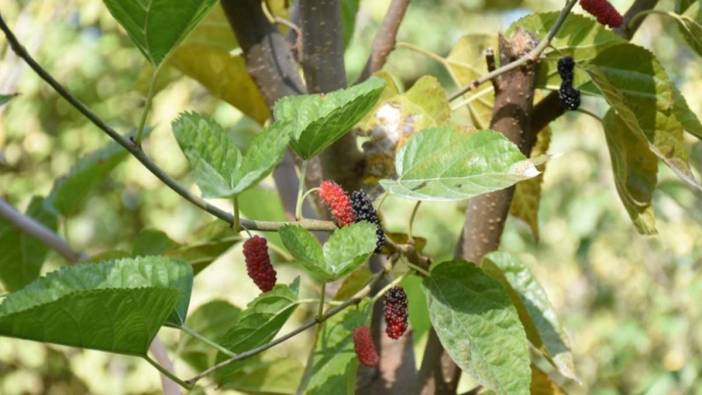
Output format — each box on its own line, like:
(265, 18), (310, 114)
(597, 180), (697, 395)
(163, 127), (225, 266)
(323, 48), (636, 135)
(170, 5), (270, 123)
(510, 128), (551, 240)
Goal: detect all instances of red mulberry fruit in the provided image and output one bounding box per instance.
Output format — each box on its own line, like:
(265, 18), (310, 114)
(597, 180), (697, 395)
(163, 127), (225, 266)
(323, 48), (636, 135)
(242, 236), (277, 292)
(384, 286), (408, 339)
(319, 180), (355, 227)
(352, 326), (379, 367)
(350, 190), (385, 252)
(580, 0), (624, 28)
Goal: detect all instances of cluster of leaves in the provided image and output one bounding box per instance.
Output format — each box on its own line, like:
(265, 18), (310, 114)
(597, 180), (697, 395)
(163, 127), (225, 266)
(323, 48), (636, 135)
(2, 0), (702, 394)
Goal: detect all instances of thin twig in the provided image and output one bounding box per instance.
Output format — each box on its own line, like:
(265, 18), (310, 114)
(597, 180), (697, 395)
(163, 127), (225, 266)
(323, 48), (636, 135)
(448, 0), (578, 101)
(135, 64), (162, 146)
(358, 0), (411, 81)
(0, 197), (85, 263)
(185, 273), (383, 386)
(144, 354), (193, 390)
(179, 324), (236, 358)
(0, 13), (336, 234)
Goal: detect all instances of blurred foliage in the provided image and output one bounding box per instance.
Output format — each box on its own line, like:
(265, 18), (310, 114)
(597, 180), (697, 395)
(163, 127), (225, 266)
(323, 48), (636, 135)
(0, 0), (701, 394)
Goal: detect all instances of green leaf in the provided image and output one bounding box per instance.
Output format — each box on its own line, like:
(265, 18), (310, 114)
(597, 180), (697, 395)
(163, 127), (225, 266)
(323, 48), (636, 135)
(380, 127), (540, 201)
(280, 223), (377, 282)
(297, 301), (371, 395)
(133, 229), (178, 256)
(401, 274), (431, 344)
(584, 43), (700, 191)
(0, 93), (18, 106)
(274, 77), (385, 159)
(169, 5), (270, 123)
(603, 110), (658, 234)
(179, 300), (242, 372)
(173, 112), (290, 197)
(172, 112), (241, 197)
(481, 252), (577, 383)
(672, 2), (702, 56)
(221, 354), (305, 394)
(48, 141), (128, 216)
(510, 128), (551, 240)
(333, 266), (373, 301)
(673, 86), (702, 140)
(423, 260), (530, 394)
(214, 279), (300, 383)
(0, 197), (58, 291)
(0, 256), (193, 355)
(231, 121), (292, 195)
(103, 0), (218, 65)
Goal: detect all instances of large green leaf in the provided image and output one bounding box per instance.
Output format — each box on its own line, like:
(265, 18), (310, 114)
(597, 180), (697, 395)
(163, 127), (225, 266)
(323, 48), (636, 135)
(584, 43), (700, 191)
(48, 141), (129, 216)
(179, 300), (242, 372)
(273, 77), (385, 159)
(423, 260), (530, 394)
(103, 0), (218, 65)
(481, 252), (577, 383)
(673, 86), (702, 140)
(0, 256), (193, 355)
(380, 127), (540, 201)
(0, 197), (58, 291)
(510, 128), (551, 240)
(172, 112), (290, 198)
(279, 223), (377, 282)
(169, 5), (270, 123)
(603, 111), (658, 234)
(214, 279), (300, 384)
(297, 301), (371, 395)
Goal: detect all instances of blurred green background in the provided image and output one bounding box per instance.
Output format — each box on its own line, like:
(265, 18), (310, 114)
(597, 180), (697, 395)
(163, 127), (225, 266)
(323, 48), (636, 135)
(1, 0), (702, 394)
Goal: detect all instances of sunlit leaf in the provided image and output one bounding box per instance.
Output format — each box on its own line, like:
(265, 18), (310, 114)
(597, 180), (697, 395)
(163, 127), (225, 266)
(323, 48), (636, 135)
(380, 127), (540, 201)
(423, 260), (530, 394)
(280, 223), (377, 282)
(274, 77), (385, 159)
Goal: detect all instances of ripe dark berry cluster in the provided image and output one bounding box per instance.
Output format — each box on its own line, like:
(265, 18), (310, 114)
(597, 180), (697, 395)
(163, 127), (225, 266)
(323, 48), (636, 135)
(319, 180), (355, 227)
(350, 190), (385, 252)
(353, 326), (379, 367)
(242, 235), (277, 292)
(557, 56), (581, 111)
(580, 0), (623, 28)
(384, 286), (409, 339)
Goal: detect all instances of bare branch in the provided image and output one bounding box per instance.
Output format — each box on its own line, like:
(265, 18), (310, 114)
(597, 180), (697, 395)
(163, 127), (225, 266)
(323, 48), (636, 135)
(0, 12), (336, 233)
(358, 0), (411, 82)
(0, 197), (84, 263)
(449, 0), (578, 101)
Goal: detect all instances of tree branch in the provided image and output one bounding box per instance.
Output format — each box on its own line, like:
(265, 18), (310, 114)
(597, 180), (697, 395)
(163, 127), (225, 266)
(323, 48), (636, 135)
(358, 0), (411, 82)
(0, 197), (85, 263)
(0, 12), (337, 233)
(448, 0), (578, 101)
(186, 272), (385, 386)
(419, 28), (540, 395)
